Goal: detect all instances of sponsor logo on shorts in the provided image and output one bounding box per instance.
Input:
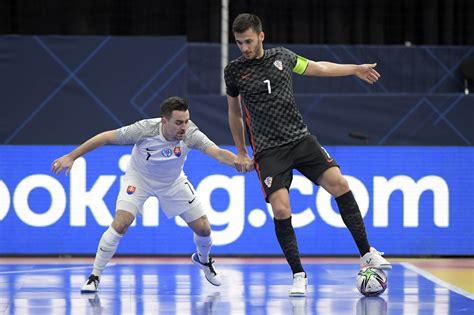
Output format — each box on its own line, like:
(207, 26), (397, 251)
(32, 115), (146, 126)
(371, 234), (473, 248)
(161, 148), (172, 157)
(273, 60), (283, 71)
(126, 185), (136, 195)
(264, 176), (273, 188)
(174, 146), (182, 157)
(321, 146), (334, 163)
(188, 197), (196, 204)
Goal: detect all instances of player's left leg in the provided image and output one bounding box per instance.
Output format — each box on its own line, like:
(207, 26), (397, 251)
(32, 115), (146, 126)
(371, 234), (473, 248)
(185, 214), (221, 286)
(317, 167), (391, 270)
(159, 179), (221, 285)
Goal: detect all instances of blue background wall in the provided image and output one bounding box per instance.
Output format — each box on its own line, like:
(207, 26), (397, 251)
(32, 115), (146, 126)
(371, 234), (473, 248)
(1, 36), (472, 145)
(0, 36), (472, 255)
(0, 146), (472, 255)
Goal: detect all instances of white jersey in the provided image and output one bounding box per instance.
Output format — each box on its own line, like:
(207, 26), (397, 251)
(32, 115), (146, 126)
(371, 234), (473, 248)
(115, 118), (215, 185)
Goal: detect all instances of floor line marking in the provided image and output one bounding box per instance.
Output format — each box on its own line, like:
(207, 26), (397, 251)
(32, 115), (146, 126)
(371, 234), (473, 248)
(0, 264), (116, 275)
(401, 262), (474, 300)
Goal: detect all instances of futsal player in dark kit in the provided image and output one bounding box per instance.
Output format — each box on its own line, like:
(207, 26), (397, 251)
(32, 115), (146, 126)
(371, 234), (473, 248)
(224, 13), (392, 296)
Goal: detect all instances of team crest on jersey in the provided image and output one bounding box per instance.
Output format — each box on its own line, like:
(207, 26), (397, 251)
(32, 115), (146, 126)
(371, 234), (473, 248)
(273, 60), (283, 70)
(174, 146), (182, 157)
(264, 176), (273, 188)
(161, 148), (172, 157)
(126, 185), (136, 195)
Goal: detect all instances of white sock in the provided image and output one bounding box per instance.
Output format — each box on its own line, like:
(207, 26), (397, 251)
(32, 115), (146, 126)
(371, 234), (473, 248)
(92, 226), (123, 277)
(194, 234), (212, 264)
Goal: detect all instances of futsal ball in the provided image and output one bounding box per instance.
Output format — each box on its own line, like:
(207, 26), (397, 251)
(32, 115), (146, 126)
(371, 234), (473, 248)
(356, 267), (388, 296)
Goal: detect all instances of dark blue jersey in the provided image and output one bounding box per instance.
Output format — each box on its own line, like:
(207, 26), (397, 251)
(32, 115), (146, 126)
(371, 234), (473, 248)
(225, 47), (310, 155)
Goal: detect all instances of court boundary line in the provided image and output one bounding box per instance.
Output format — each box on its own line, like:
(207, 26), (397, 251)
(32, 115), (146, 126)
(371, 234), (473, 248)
(0, 263), (116, 275)
(401, 262), (474, 300)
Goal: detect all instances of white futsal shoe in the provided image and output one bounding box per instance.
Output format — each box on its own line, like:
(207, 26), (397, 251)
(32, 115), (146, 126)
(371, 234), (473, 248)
(192, 253), (222, 286)
(81, 274), (100, 293)
(289, 272), (307, 297)
(360, 247), (392, 270)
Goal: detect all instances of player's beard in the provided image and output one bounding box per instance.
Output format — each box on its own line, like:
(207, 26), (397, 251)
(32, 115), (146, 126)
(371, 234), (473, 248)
(244, 41), (263, 60)
(254, 41), (264, 59)
(176, 131), (185, 140)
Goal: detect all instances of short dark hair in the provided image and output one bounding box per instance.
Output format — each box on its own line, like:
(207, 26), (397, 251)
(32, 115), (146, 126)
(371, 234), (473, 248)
(232, 13), (262, 34)
(160, 96), (188, 119)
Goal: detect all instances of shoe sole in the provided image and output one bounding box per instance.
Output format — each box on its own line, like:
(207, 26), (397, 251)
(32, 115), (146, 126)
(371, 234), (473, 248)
(81, 289), (98, 293)
(191, 254), (221, 286)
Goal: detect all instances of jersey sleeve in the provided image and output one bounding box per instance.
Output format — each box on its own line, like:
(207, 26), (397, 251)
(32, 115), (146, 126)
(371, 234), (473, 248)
(224, 64), (239, 97)
(115, 119), (157, 145)
(184, 121), (216, 152)
(280, 47), (309, 75)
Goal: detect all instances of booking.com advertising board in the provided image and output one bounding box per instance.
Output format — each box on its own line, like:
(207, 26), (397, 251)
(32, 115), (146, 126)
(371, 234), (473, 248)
(0, 146), (472, 256)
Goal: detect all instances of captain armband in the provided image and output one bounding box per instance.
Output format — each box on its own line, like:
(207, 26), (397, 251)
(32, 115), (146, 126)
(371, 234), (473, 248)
(293, 55), (309, 75)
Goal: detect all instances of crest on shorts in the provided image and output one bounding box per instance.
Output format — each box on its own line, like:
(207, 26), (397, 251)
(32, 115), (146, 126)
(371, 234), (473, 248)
(273, 60), (283, 70)
(161, 148), (172, 157)
(264, 176), (273, 188)
(126, 185), (136, 195)
(174, 146), (182, 157)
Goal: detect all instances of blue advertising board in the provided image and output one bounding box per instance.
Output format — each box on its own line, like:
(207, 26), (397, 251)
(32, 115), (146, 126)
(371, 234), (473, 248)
(0, 146), (472, 255)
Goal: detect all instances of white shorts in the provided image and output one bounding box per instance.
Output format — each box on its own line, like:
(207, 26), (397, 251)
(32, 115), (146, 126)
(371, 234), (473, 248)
(116, 171), (205, 223)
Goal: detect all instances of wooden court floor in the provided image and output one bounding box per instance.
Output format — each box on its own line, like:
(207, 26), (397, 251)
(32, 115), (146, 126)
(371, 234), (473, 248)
(0, 256), (472, 314)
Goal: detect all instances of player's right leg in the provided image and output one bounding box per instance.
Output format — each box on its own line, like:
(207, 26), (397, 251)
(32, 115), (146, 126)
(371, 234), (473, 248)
(269, 189), (307, 297)
(81, 210), (135, 293)
(255, 144), (307, 296)
(82, 172), (149, 293)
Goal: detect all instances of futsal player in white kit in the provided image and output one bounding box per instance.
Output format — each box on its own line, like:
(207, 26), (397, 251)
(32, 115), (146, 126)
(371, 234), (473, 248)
(52, 96), (253, 292)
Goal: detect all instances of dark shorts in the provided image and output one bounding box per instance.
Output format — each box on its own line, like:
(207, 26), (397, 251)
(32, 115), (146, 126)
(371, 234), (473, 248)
(254, 135), (339, 203)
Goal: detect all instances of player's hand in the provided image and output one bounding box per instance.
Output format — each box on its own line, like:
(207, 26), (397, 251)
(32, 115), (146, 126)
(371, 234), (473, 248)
(244, 159), (255, 172)
(355, 63), (380, 84)
(234, 154), (252, 173)
(51, 155), (75, 176)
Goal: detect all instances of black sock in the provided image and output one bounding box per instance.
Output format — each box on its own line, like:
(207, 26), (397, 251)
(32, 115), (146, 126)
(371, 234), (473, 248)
(336, 191), (370, 256)
(274, 217), (304, 274)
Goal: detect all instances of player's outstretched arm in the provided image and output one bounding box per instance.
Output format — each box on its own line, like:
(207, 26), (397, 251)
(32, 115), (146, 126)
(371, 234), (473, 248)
(304, 61), (380, 84)
(51, 130), (119, 176)
(204, 145), (254, 173)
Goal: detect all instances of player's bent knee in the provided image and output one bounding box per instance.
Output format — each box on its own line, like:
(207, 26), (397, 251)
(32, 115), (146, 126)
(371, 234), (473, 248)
(196, 220), (211, 236)
(111, 210), (135, 234)
(272, 207), (292, 220)
(111, 221), (130, 235)
(338, 176), (350, 193)
(189, 216), (211, 236)
(196, 227), (211, 237)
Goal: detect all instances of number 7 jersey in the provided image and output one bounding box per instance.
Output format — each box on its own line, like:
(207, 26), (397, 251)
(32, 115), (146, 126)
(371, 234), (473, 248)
(224, 47), (310, 156)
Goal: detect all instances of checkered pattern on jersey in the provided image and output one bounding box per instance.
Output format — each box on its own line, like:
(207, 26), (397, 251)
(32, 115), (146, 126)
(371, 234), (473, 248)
(225, 47), (310, 155)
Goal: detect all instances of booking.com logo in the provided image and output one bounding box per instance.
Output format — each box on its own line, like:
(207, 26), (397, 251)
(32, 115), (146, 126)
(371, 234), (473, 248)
(0, 155), (449, 246)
